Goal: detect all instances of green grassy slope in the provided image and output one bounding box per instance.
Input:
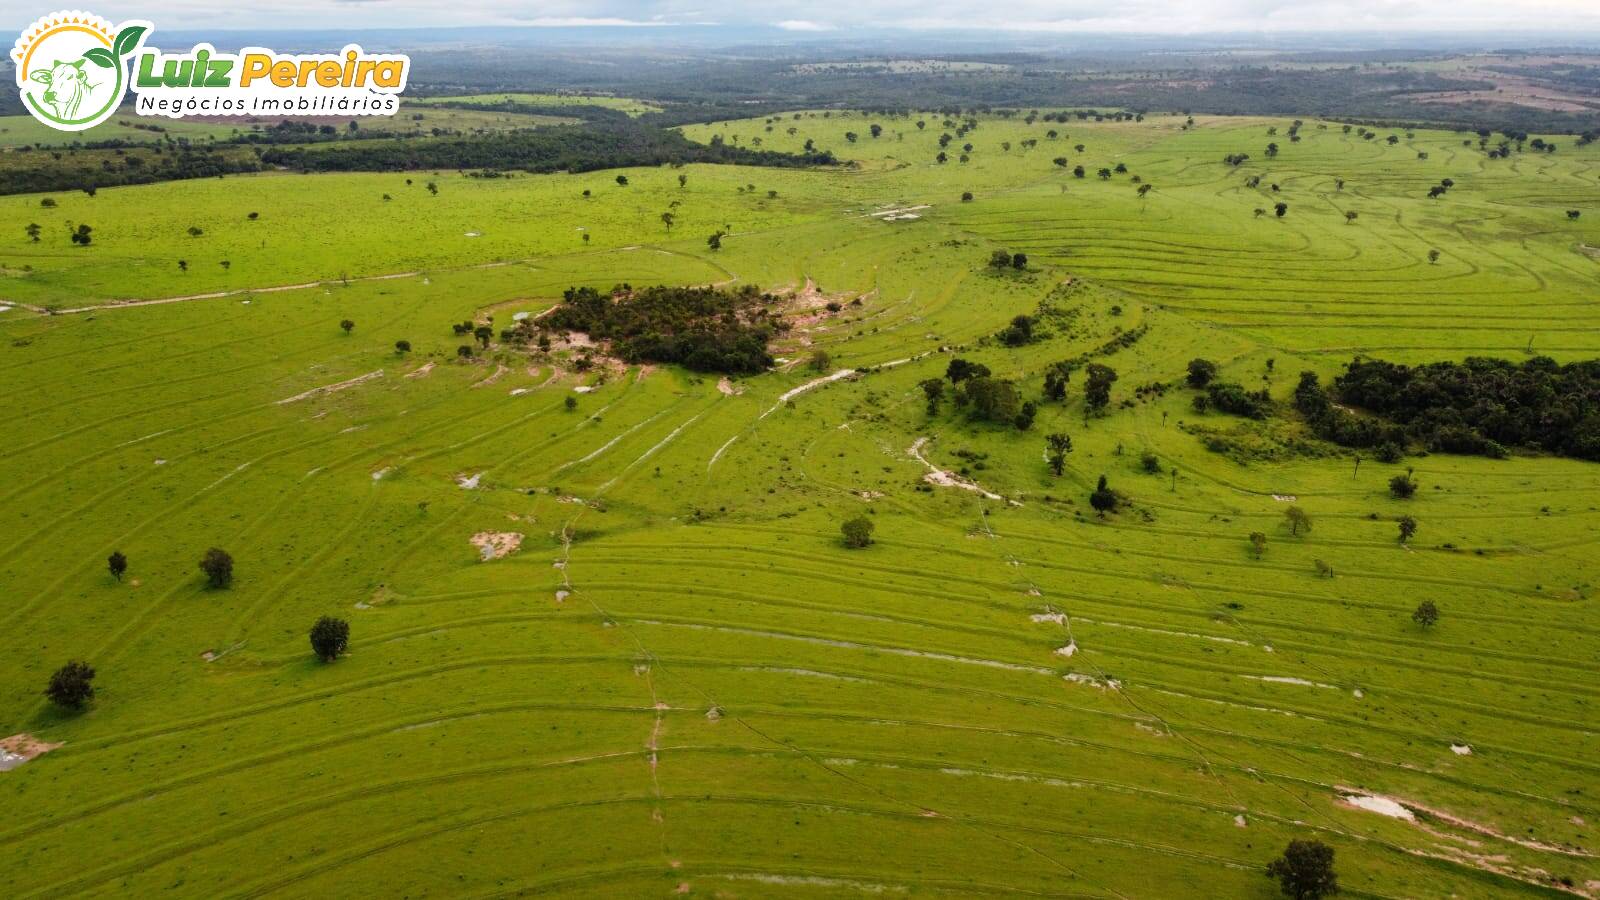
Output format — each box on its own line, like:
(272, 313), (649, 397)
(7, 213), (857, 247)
(0, 111), (1596, 898)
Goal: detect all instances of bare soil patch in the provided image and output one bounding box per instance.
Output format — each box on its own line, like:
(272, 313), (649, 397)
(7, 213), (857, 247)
(470, 531), (523, 561)
(1, 733), (63, 771)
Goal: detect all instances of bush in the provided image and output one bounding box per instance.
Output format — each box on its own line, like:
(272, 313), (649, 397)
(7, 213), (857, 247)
(1266, 839), (1338, 900)
(1139, 451), (1161, 474)
(1186, 358), (1218, 387)
(841, 516), (875, 548)
(310, 616), (351, 661)
(1389, 472), (1417, 499)
(199, 547), (233, 588)
(1089, 475), (1119, 514)
(45, 661), (96, 709)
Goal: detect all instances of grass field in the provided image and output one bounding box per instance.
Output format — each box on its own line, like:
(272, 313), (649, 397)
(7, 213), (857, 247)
(1, 110), (1597, 898)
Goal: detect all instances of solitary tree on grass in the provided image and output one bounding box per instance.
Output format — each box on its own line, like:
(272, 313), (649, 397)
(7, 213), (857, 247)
(1389, 471), (1418, 499)
(841, 516), (875, 549)
(1266, 839), (1338, 900)
(45, 661), (96, 709)
(1397, 515), (1417, 544)
(1285, 506), (1311, 536)
(1412, 600), (1439, 628)
(107, 551), (128, 582)
(1045, 433), (1073, 476)
(310, 616), (350, 662)
(1249, 531), (1268, 558)
(340, 319), (355, 335)
(200, 548), (234, 588)
(1089, 475), (1118, 515)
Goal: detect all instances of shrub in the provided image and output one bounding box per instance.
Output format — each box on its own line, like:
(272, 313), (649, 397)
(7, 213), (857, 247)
(841, 516), (875, 548)
(1389, 472), (1417, 499)
(1267, 840), (1338, 900)
(1186, 358), (1218, 387)
(310, 616), (351, 661)
(199, 548), (233, 588)
(45, 661), (96, 709)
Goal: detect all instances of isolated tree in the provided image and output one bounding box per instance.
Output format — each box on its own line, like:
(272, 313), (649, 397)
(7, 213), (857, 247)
(394, 339), (411, 354)
(660, 211), (675, 232)
(1137, 183), (1153, 199)
(1249, 531), (1268, 558)
(564, 395), (577, 411)
(1053, 156), (1069, 168)
(1011, 252), (1028, 270)
(1412, 600), (1439, 628)
(457, 345), (474, 360)
(989, 249), (1013, 270)
(841, 516), (875, 549)
(677, 173), (687, 189)
(615, 175), (628, 187)
(1084, 363), (1118, 414)
(71, 224), (93, 246)
(920, 378), (945, 414)
(1140, 451), (1161, 474)
(45, 661), (96, 709)
(1344, 211), (1358, 225)
(1042, 362), (1071, 402)
(1014, 401), (1037, 431)
(1397, 515), (1417, 544)
(178, 259), (188, 272)
(1274, 202), (1289, 218)
(1567, 210), (1581, 220)
(340, 319), (355, 335)
(107, 551), (128, 582)
(1285, 506), (1311, 536)
(309, 616), (350, 662)
(188, 226), (204, 237)
(1389, 471), (1418, 499)
(426, 181), (438, 195)
(844, 131), (858, 143)
(807, 349), (832, 373)
(1089, 475), (1118, 515)
(1186, 358), (1218, 388)
(474, 324), (493, 348)
(1045, 433), (1073, 476)
(707, 230), (725, 251)
(1428, 249), (1441, 264)
(26, 222), (42, 242)
(870, 123), (882, 138)
(961, 191), (974, 202)
(199, 548), (234, 588)
(1267, 839), (1338, 900)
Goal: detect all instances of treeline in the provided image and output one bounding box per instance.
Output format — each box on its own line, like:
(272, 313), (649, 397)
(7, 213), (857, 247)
(1295, 356), (1600, 461)
(260, 121), (836, 175)
(0, 146), (261, 195)
(544, 283), (783, 374)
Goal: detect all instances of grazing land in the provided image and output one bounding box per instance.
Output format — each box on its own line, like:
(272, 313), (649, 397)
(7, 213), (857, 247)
(1, 108), (1597, 898)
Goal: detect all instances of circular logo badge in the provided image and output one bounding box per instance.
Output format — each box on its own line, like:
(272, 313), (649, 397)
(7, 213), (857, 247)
(12, 10), (151, 132)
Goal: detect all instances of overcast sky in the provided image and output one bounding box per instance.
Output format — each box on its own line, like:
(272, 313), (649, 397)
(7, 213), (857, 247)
(32, 0), (1600, 34)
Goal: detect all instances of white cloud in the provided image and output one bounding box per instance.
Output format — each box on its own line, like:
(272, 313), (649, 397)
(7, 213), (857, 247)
(775, 19), (835, 31)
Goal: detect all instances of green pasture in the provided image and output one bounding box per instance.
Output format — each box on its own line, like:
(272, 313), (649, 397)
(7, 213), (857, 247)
(0, 111), (1597, 897)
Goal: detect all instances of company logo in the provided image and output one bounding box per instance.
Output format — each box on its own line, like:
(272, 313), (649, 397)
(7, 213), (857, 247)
(13, 9), (409, 132)
(12, 11), (150, 131)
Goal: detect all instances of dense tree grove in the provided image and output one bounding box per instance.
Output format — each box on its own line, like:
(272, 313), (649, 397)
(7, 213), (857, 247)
(1298, 357), (1600, 461)
(544, 284), (782, 375)
(261, 122), (836, 177)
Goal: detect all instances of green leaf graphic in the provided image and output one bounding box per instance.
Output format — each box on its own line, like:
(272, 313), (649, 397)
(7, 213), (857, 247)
(113, 25), (147, 58)
(82, 47), (116, 68)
